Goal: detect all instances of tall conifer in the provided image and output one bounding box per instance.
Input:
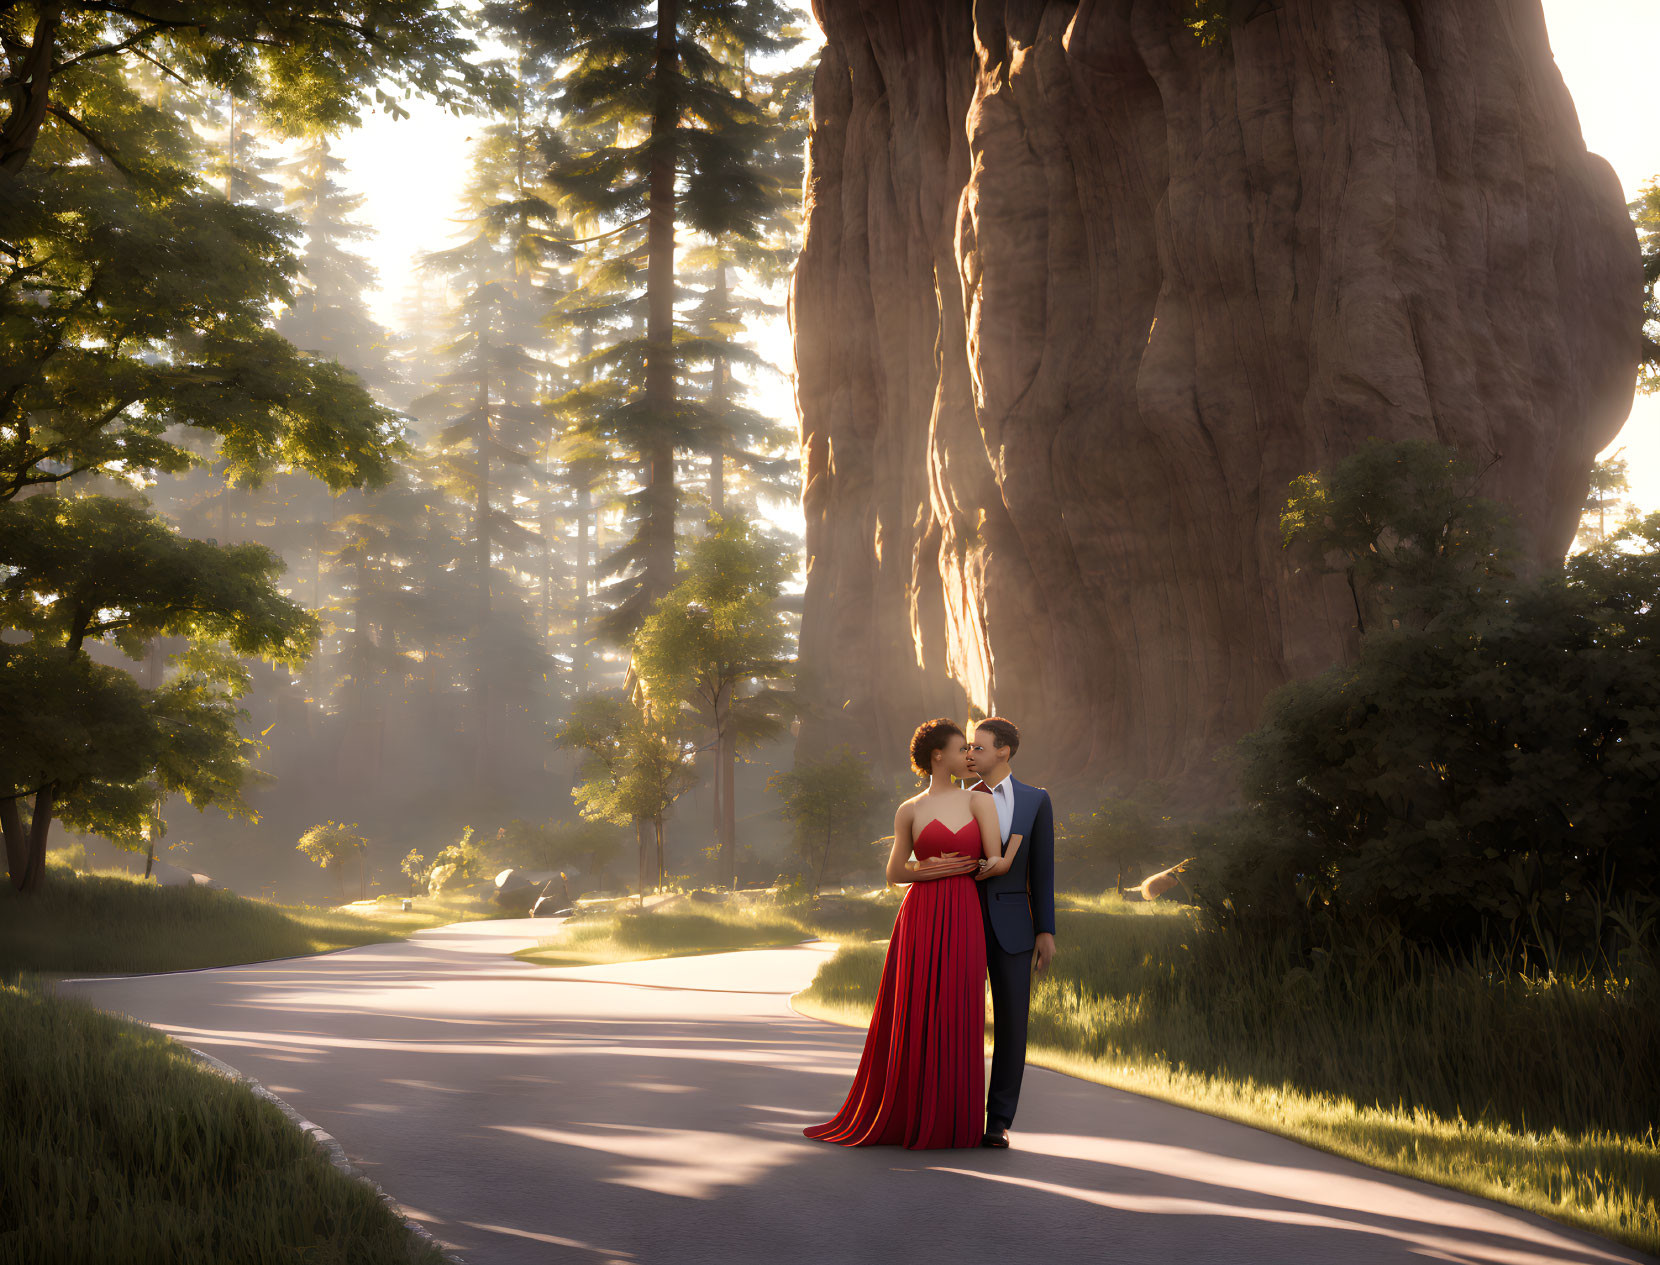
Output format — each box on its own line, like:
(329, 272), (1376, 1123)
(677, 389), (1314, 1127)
(529, 0), (799, 635)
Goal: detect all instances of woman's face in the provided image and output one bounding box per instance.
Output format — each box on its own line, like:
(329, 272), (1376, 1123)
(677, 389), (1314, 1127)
(934, 732), (971, 781)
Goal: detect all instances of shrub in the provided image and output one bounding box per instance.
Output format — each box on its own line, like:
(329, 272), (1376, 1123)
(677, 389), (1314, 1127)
(1198, 449), (1660, 967)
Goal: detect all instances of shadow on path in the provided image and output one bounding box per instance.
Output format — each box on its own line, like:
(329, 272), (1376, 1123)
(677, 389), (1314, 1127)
(58, 919), (1655, 1265)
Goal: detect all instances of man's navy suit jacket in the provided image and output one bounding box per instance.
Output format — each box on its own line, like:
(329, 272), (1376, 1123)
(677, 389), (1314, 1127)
(972, 777), (1056, 955)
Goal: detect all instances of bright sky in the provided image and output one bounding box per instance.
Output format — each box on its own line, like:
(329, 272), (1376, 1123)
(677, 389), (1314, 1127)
(328, 2), (1658, 521)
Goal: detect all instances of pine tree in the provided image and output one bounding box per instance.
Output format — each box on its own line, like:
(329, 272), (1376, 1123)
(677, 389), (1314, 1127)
(211, 91), (285, 210)
(1577, 453), (1632, 552)
(1634, 178), (1660, 395)
(277, 134), (396, 393)
(416, 67), (562, 792)
(529, 0), (801, 636)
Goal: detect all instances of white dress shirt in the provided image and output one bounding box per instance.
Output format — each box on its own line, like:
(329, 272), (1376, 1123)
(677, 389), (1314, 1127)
(984, 775), (1014, 845)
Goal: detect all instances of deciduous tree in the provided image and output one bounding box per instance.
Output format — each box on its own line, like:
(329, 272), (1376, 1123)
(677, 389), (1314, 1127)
(767, 746), (878, 895)
(296, 820), (368, 900)
(0, 494), (310, 889)
(557, 692), (696, 898)
(631, 514), (791, 887)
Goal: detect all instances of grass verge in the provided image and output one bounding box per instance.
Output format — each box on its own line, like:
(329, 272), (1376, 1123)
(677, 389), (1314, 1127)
(793, 896), (1660, 1258)
(0, 977), (443, 1264)
(514, 890), (899, 967)
(0, 867), (503, 978)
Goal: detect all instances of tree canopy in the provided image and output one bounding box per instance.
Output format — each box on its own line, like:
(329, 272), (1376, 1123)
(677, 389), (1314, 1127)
(1, 2), (491, 175)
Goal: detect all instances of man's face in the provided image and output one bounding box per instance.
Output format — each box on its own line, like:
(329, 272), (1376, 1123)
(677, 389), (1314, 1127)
(968, 729), (1006, 776)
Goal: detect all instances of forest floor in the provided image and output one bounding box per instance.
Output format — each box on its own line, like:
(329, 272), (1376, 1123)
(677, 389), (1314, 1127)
(0, 867), (505, 978)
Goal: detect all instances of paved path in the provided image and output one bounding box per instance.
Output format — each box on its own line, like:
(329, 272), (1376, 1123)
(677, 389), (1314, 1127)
(59, 919), (1654, 1265)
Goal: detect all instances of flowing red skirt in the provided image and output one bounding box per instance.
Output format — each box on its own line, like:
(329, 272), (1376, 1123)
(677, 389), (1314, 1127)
(804, 871), (987, 1149)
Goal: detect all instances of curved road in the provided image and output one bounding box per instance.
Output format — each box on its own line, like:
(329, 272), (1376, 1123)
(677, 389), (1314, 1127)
(59, 918), (1653, 1265)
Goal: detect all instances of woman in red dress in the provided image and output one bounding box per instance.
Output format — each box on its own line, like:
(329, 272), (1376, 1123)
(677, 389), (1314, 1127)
(804, 718), (1021, 1150)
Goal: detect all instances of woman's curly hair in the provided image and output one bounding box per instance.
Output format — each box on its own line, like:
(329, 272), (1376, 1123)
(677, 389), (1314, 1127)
(909, 717), (964, 778)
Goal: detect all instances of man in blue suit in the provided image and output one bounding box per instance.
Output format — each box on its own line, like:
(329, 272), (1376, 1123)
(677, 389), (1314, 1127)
(966, 716), (1056, 1149)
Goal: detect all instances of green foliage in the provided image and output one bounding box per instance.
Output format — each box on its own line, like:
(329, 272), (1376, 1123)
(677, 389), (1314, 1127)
(0, 980), (445, 1263)
(0, 11), (477, 888)
(518, 904), (807, 967)
(275, 134), (396, 393)
(0, 643), (152, 843)
(1577, 452), (1633, 551)
(768, 746), (881, 893)
(493, 817), (625, 878)
(632, 515), (792, 737)
(524, 0), (806, 631)
(1185, 2), (1229, 47)
(399, 847), (428, 896)
(632, 514), (793, 881)
(0, 57), (407, 502)
(295, 820), (367, 897)
(0, 494), (305, 878)
(408, 49), (563, 755)
(1633, 178), (1660, 394)
(1060, 789), (1174, 892)
(45, 841), (86, 873)
(1281, 439), (1514, 634)
(514, 890), (895, 968)
(0, 2), (489, 178)
(557, 694), (698, 830)
(427, 825), (487, 893)
(0, 494), (317, 663)
(2, 1), (813, 891)
(1203, 445), (1660, 965)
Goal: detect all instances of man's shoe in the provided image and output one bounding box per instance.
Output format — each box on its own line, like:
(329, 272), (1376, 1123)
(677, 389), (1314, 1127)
(981, 1122), (1010, 1149)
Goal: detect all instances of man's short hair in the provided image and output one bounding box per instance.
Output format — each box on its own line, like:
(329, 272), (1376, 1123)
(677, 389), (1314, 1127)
(975, 716), (1020, 758)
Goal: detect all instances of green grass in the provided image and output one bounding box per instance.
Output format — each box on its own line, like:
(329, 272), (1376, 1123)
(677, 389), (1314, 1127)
(0, 867), (504, 978)
(0, 977), (443, 1264)
(794, 894), (1660, 1258)
(515, 889), (900, 967)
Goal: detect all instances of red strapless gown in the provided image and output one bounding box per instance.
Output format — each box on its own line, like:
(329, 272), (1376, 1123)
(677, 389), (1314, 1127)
(804, 817), (987, 1149)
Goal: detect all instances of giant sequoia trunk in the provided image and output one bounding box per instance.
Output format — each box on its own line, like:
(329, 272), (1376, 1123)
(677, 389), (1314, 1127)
(793, 0), (1642, 799)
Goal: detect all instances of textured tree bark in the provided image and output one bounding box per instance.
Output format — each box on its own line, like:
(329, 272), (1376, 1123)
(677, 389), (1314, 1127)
(2, 796), (27, 889)
(4, 784), (57, 892)
(642, 0), (682, 616)
(793, 0), (1642, 800)
(0, 6), (59, 176)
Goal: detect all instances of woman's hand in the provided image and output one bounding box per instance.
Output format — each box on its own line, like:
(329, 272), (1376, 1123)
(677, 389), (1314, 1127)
(911, 852), (981, 880)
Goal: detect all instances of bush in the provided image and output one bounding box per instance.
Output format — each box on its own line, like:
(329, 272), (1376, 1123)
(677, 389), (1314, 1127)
(1201, 564), (1660, 964)
(426, 827), (486, 894)
(1198, 448), (1660, 966)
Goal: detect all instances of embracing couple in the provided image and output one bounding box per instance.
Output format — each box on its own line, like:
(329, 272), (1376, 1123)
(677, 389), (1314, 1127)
(805, 716), (1056, 1150)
